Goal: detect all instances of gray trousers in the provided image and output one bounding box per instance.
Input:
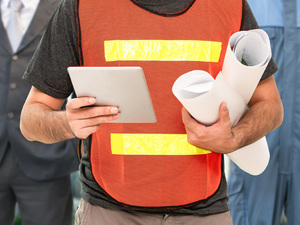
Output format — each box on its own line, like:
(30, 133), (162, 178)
(0, 148), (73, 225)
(75, 198), (233, 225)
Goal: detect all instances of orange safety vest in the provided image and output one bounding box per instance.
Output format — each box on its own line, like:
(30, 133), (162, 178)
(77, 0), (242, 207)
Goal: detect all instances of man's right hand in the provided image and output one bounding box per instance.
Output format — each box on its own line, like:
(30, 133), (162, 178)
(65, 97), (120, 139)
(20, 87), (120, 144)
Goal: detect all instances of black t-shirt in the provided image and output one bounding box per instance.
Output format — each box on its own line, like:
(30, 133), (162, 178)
(23, 0), (277, 216)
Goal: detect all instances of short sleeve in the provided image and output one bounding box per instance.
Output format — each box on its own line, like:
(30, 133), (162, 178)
(241, 0), (278, 80)
(23, 0), (79, 99)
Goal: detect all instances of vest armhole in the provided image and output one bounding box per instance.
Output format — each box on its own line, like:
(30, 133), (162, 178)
(75, 0), (84, 66)
(240, 0), (246, 31)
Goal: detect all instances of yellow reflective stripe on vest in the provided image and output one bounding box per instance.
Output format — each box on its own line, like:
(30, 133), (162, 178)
(105, 40), (222, 62)
(111, 133), (211, 155)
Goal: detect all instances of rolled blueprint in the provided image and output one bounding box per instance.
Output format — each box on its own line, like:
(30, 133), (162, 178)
(172, 29), (272, 175)
(222, 29), (271, 104)
(172, 70), (246, 127)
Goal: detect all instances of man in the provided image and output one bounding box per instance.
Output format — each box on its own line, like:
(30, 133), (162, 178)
(0, 0), (79, 224)
(20, 0), (283, 224)
(228, 0), (299, 224)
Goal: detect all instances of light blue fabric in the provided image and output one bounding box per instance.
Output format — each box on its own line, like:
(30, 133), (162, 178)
(248, 0), (300, 28)
(247, 0), (284, 27)
(228, 0), (300, 224)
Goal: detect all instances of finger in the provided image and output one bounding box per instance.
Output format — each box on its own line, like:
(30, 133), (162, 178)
(73, 124), (101, 140)
(181, 107), (189, 121)
(81, 125), (101, 138)
(81, 112), (120, 126)
(77, 106), (119, 119)
(69, 113), (120, 139)
(181, 107), (205, 136)
(67, 97), (96, 110)
(181, 107), (194, 126)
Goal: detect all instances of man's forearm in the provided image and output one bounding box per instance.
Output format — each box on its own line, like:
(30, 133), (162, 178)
(232, 99), (283, 150)
(20, 102), (75, 144)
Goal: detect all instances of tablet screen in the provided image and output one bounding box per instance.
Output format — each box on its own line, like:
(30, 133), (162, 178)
(68, 66), (157, 123)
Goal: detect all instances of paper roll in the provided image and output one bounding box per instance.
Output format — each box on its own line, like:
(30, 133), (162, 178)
(172, 29), (272, 175)
(172, 70), (246, 127)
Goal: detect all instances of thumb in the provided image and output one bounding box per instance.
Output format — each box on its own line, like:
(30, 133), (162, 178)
(219, 102), (230, 123)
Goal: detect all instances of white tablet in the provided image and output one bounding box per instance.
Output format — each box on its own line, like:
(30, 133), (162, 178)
(67, 66), (157, 123)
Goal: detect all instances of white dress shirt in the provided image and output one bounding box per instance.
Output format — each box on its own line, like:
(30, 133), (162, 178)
(1, 0), (40, 35)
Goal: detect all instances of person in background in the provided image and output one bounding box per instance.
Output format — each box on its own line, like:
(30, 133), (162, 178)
(227, 0), (299, 224)
(0, 0), (79, 224)
(19, 0), (283, 224)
